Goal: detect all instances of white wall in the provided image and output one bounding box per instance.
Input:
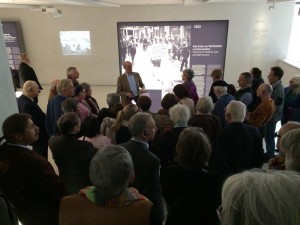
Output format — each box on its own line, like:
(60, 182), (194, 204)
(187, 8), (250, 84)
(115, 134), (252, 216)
(0, 20), (19, 136)
(278, 59), (300, 87)
(0, 2), (294, 87)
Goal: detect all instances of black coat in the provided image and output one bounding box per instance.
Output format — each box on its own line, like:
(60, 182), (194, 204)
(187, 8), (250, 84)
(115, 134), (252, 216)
(0, 143), (66, 225)
(48, 134), (95, 195)
(17, 94), (49, 158)
(209, 122), (264, 179)
(161, 165), (221, 225)
(18, 62), (42, 90)
(120, 140), (164, 221)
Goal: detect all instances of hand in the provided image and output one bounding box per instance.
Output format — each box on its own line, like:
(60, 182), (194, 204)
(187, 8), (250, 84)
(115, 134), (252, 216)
(140, 89), (146, 94)
(126, 92), (134, 98)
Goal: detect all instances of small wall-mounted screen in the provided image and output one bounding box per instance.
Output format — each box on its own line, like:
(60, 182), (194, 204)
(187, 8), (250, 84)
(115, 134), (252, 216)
(60, 31), (91, 55)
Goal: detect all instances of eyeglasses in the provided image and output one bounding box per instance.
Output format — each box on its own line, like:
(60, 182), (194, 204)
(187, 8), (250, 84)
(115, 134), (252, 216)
(216, 205), (223, 221)
(274, 132), (281, 138)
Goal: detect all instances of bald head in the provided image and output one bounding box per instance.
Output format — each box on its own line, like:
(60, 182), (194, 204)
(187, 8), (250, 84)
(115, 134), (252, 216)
(257, 83), (273, 99)
(22, 80), (39, 98)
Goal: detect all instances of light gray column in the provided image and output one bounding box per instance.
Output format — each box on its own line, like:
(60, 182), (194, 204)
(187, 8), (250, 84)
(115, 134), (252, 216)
(0, 20), (18, 137)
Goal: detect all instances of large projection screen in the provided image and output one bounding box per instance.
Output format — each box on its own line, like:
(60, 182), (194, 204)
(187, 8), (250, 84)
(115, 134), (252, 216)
(117, 21), (229, 96)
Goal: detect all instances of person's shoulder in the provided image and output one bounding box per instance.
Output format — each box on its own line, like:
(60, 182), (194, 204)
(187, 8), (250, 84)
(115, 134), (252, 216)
(200, 169), (222, 183)
(132, 72), (140, 76)
(243, 123), (261, 134)
(16, 94), (28, 103)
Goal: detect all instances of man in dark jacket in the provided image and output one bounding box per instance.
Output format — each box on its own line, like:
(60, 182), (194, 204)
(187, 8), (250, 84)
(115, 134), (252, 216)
(120, 113), (164, 221)
(209, 100), (264, 179)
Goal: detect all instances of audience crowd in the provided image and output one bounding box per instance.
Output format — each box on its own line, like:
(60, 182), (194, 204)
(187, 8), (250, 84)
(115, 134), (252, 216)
(1, 61), (300, 225)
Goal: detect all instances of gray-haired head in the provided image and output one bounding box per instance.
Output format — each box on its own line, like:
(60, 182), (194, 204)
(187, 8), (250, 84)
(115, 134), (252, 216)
(281, 128), (300, 172)
(89, 145), (134, 200)
(176, 127), (211, 169)
(61, 97), (78, 113)
(169, 104), (190, 126)
(66, 66), (77, 75)
(57, 79), (73, 94)
(240, 72), (253, 84)
(221, 169), (300, 225)
(106, 93), (120, 107)
(183, 68), (195, 80)
(289, 74), (300, 95)
(196, 96), (214, 114)
(226, 100), (246, 122)
(128, 112), (153, 137)
(260, 83), (273, 95)
(50, 79), (60, 90)
(80, 82), (91, 91)
(57, 112), (80, 134)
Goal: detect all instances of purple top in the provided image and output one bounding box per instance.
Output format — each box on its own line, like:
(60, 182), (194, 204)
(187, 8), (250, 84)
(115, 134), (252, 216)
(183, 80), (199, 105)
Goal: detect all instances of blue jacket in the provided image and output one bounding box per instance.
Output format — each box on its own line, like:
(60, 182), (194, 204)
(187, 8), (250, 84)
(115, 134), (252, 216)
(212, 93), (235, 128)
(45, 95), (67, 136)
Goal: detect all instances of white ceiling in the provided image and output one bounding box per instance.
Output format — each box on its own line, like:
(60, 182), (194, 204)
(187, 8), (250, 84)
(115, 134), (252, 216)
(0, 0), (297, 8)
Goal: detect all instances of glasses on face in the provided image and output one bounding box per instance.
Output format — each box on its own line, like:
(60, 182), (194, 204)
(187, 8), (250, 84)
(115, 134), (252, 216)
(274, 132), (281, 138)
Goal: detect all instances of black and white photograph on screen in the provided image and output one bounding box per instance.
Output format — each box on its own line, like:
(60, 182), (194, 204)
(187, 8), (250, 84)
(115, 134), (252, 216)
(117, 21), (229, 96)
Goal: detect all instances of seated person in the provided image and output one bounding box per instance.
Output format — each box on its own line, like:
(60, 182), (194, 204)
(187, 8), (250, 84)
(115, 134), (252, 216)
(188, 96), (221, 144)
(79, 116), (111, 150)
(161, 127), (221, 225)
(0, 113), (66, 225)
(59, 145), (162, 225)
(48, 112), (96, 195)
(220, 169), (300, 225)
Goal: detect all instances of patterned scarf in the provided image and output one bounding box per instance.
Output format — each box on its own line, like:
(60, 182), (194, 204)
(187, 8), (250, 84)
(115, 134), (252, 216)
(79, 186), (148, 207)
